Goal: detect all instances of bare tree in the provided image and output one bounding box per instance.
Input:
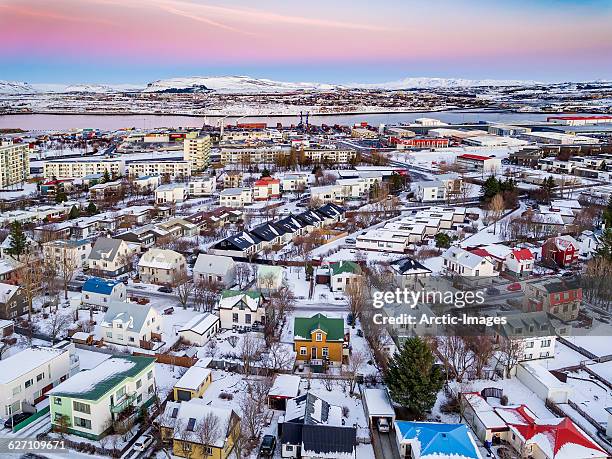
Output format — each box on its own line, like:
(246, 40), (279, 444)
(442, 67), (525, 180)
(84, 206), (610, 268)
(20, 252), (43, 322)
(488, 193), (505, 236)
(173, 269), (194, 309)
(195, 412), (221, 457)
(345, 277), (367, 327)
(238, 393), (263, 440)
(436, 335), (475, 383)
(235, 263), (251, 289)
(497, 337), (524, 379)
(48, 311), (73, 344)
(240, 333), (264, 376)
(193, 278), (221, 312)
(344, 350), (367, 395)
(263, 342), (295, 372)
(58, 245), (79, 300)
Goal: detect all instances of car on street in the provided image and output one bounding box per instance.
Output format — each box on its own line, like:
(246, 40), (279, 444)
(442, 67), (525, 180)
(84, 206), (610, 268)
(507, 282), (522, 292)
(345, 237), (356, 245)
(133, 434), (154, 452)
(158, 286), (173, 293)
(4, 412), (32, 429)
(259, 435), (276, 456)
(377, 417), (390, 433)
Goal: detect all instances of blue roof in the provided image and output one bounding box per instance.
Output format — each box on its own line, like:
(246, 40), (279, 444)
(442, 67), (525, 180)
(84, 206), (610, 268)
(395, 422), (480, 459)
(82, 277), (122, 295)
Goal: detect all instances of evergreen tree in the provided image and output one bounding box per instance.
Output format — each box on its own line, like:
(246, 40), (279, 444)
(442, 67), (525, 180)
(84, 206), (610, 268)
(68, 206), (80, 220)
(434, 232), (451, 249)
(597, 228), (612, 261)
(102, 170), (111, 183)
(55, 188), (67, 203)
(385, 337), (444, 417)
(6, 220), (28, 261)
(261, 168), (271, 178)
(86, 201), (98, 215)
(538, 176), (556, 203)
(603, 196), (612, 228)
(480, 176), (501, 202)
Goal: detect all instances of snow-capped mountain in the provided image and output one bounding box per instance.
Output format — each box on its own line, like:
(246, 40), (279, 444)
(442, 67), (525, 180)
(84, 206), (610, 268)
(351, 77), (538, 90)
(61, 83), (144, 93)
(0, 80), (37, 94)
(143, 76), (343, 93)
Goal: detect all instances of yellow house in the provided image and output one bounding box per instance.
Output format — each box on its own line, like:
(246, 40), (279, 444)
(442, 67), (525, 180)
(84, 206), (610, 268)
(294, 313), (346, 366)
(160, 399), (240, 459)
(173, 366), (212, 402)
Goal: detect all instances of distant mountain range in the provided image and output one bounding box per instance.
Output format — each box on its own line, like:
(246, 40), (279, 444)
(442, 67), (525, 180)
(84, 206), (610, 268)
(0, 75), (603, 95)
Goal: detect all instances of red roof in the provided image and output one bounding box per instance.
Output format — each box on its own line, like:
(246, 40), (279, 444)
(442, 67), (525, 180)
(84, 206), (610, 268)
(512, 248), (534, 261)
(458, 153), (492, 161)
(254, 177), (280, 186)
(469, 248), (491, 258)
(547, 115), (612, 121)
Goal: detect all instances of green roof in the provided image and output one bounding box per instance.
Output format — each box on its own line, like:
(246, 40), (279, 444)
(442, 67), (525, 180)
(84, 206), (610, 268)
(330, 261), (361, 276)
(49, 355), (155, 401)
(294, 313), (345, 341)
(221, 289), (262, 300)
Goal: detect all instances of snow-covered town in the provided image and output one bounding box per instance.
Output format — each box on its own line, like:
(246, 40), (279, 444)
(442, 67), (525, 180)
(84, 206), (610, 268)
(1, 1), (612, 458)
(0, 110), (611, 459)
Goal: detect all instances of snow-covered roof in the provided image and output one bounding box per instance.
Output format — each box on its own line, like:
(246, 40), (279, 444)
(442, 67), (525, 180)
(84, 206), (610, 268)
(171, 398), (237, 448)
(363, 388), (395, 418)
(138, 248), (184, 270)
(193, 253), (235, 276)
(269, 374), (301, 399)
(174, 366), (212, 391)
(178, 313), (219, 336)
(0, 346), (66, 384)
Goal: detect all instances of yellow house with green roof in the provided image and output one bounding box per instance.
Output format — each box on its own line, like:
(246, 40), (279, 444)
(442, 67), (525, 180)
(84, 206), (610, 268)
(294, 313), (346, 366)
(48, 355), (156, 439)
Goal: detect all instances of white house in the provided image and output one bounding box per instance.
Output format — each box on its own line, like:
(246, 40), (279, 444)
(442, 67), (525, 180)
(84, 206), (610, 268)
(219, 187), (253, 208)
(504, 248), (535, 277)
(188, 177), (216, 196)
(442, 246), (497, 277)
(0, 345), (78, 417)
(155, 183), (187, 204)
(516, 362), (572, 404)
(87, 238), (134, 277)
(217, 290), (265, 330)
(281, 174), (308, 192)
(356, 228), (413, 252)
(81, 277), (127, 308)
(100, 301), (163, 348)
(137, 248), (187, 286)
(193, 253), (236, 287)
(496, 311), (556, 363)
(177, 313), (220, 346)
(329, 261), (362, 292)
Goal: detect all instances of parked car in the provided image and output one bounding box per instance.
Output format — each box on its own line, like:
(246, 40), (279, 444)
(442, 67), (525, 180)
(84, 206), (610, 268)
(158, 286), (173, 293)
(133, 434), (154, 452)
(259, 435), (276, 456)
(75, 275), (88, 281)
(4, 412), (32, 429)
(377, 417), (390, 433)
(345, 237), (356, 245)
(486, 287), (500, 296)
(507, 282), (522, 292)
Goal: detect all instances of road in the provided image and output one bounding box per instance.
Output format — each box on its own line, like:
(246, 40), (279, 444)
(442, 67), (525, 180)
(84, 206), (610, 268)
(0, 412), (51, 439)
(372, 429), (400, 459)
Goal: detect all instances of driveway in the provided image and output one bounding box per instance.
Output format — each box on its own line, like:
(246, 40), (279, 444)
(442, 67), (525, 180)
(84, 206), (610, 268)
(372, 429), (401, 459)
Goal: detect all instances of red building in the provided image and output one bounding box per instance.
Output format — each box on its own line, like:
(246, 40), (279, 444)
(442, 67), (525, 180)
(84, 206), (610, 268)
(524, 278), (582, 321)
(391, 137), (449, 149)
(542, 235), (579, 267)
(253, 176), (281, 201)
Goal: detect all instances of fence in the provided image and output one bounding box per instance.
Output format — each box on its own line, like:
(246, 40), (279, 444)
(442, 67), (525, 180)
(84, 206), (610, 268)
(13, 406), (50, 433)
(133, 352), (197, 368)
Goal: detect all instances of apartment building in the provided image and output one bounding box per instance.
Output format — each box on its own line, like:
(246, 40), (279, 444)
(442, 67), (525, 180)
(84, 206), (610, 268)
(44, 158), (125, 180)
(187, 177), (216, 196)
(220, 145), (291, 164)
(0, 141), (30, 188)
(43, 239), (92, 269)
(219, 187), (253, 208)
(126, 159), (191, 179)
(253, 177), (281, 200)
(183, 135), (211, 171)
(155, 183), (188, 204)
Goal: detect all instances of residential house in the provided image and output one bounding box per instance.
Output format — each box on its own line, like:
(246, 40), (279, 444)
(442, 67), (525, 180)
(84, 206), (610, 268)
(495, 311), (556, 362)
(394, 421), (482, 459)
(280, 392), (356, 459)
(281, 174), (308, 193)
(209, 232), (262, 259)
(456, 154), (502, 173)
(173, 364), (212, 402)
(217, 290), (265, 330)
(523, 278), (582, 321)
(87, 238), (133, 277)
(0, 233), (36, 261)
(160, 398), (240, 459)
(267, 374), (301, 410)
(542, 235), (580, 268)
(43, 239), (92, 269)
(505, 248), (535, 278)
(1, 345), (77, 417)
(155, 183), (188, 204)
(81, 277), (127, 309)
(49, 356), (156, 440)
(329, 261), (362, 293)
(178, 313), (220, 346)
(100, 301), (163, 348)
(222, 171), (243, 189)
(442, 246), (497, 277)
(256, 265), (286, 292)
(293, 313), (346, 366)
(250, 222), (285, 249)
(134, 175), (161, 191)
(156, 218), (198, 238)
(219, 187), (253, 208)
(188, 177), (216, 197)
(89, 180), (123, 201)
(0, 258), (24, 286)
(137, 248), (187, 286)
(193, 254), (236, 287)
(253, 177), (281, 200)
(0, 283), (27, 320)
(389, 257), (432, 287)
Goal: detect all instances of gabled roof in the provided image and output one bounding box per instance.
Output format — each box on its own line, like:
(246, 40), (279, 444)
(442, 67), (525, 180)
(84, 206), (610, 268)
(395, 421), (482, 459)
(296, 210), (325, 226)
(329, 260), (361, 276)
(444, 246), (491, 269)
(294, 313), (344, 342)
(212, 231), (262, 251)
(138, 248), (184, 270)
(82, 277), (122, 295)
(218, 290), (263, 311)
(316, 203), (345, 219)
(170, 398), (238, 448)
(511, 248), (534, 262)
(193, 254), (235, 276)
(389, 257), (432, 276)
(101, 301), (156, 333)
(49, 355), (155, 401)
(250, 222), (284, 242)
(88, 237), (125, 261)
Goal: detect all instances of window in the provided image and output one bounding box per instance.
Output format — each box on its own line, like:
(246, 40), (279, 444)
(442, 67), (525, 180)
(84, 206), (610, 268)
(286, 445), (294, 452)
(204, 446), (213, 455)
(322, 347), (329, 357)
(116, 387), (126, 399)
(37, 373), (44, 382)
(136, 380), (142, 389)
(300, 347), (307, 356)
(525, 341), (534, 348)
(129, 336), (135, 342)
(148, 370), (153, 380)
(137, 394), (142, 403)
(182, 443), (192, 452)
(54, 398), (62, 406)
(232, 313), (239, 323)
(245, 314), (251, 324)
(315, 333), (322, 342)
(73, 401), (91, 414)
(148, 385), (154, 394)
(25, 379), (33, 388)
(12, 386), (21, 396)
(541, 339), (551, 347)
(106, 332), (112, 338)
(74, 417), (91, 430)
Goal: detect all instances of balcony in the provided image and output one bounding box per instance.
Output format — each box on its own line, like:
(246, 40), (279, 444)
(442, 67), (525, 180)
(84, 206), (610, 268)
(111, 392), (136, 414)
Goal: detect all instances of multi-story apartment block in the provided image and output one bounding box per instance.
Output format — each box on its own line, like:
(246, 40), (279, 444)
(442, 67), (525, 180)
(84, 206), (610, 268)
(220, 145), (291, 164)
(183, 135), (211, 171)
(43, 239), (92, 269)
(301, 146), (357, 163)
(126, 159), (191, 179)
(187, 177), (216, 196)
(43, 158), (125, 180)
(0, 140), (30, 188)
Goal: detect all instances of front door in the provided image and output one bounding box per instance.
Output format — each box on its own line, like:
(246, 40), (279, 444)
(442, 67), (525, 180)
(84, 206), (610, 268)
(311, 347), (317, 359)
